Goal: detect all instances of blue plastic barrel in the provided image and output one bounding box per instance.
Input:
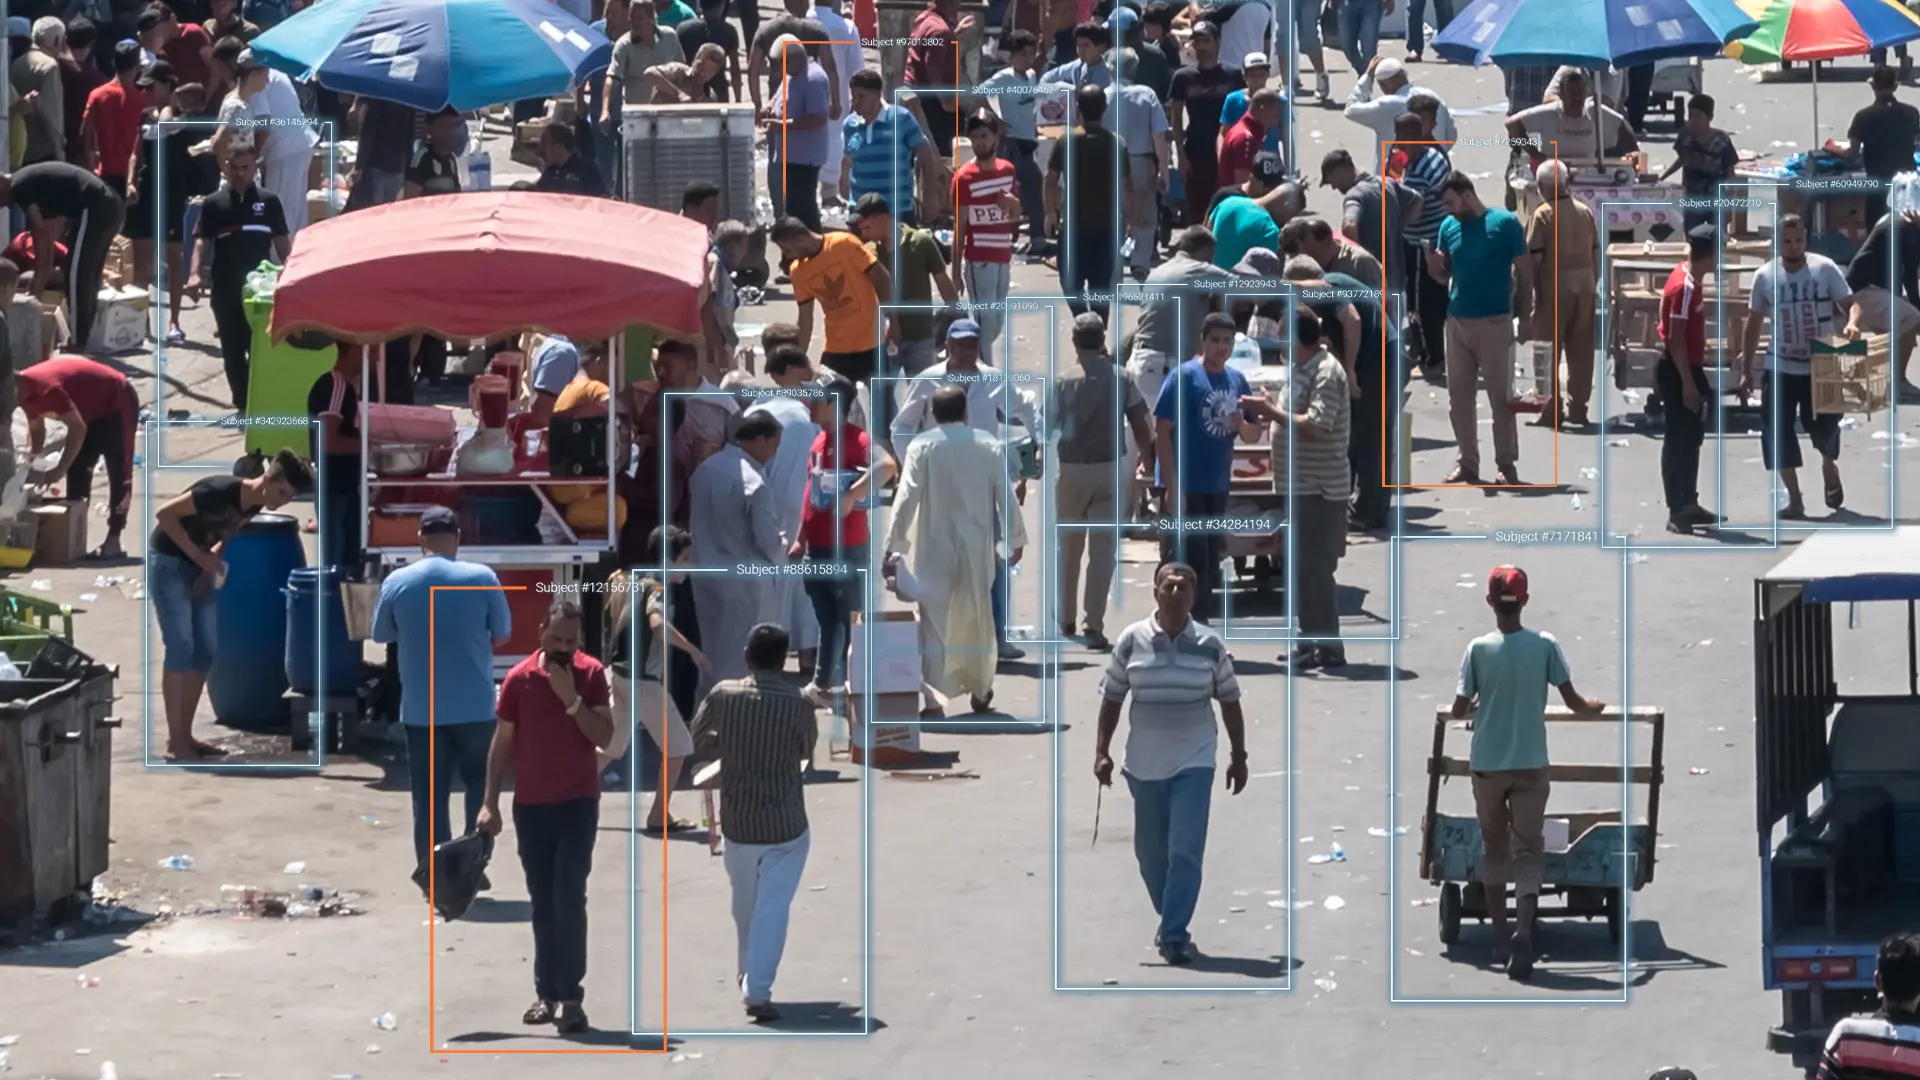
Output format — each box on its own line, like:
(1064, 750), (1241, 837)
(208, 513), (306, 728)
(285, 566), (361, 697)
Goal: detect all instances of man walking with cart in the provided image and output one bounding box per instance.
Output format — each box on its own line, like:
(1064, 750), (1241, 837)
(1449, 565), (1606, 981)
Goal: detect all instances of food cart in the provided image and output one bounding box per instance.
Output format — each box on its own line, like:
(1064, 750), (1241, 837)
(1753, 529), (1920, 1066)
(268, 192), (710, 673)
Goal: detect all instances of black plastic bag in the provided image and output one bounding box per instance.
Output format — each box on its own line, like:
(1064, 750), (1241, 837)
(430, 832), (494, 922)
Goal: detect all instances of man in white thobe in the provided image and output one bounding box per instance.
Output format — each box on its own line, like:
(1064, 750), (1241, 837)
(250, 65), (319, 235)
(743, 352), (824, 659)
(885, 386), (1027, 717)
(689, 412), (787, 698)
(891, 318), (1040, 661)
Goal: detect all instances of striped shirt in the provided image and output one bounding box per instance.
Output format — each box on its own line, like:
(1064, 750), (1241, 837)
(844, 104), (926, 213)
(1098, 615), (1241, 781)
(1401, 145), (1452, 243)
(1269, 346), (1351, 500)
(954, 157), (1018, 262)
(1818, 1010), (1920, 1079)
(690, 674), (817, 845)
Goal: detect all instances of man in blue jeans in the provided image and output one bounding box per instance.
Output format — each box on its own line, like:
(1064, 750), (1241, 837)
(1092, 561), (1249, 965)
(372, 506), (513, 896)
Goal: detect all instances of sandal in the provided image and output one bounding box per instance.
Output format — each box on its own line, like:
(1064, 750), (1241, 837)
(523, 1000), (557, 1025)
(1780, 504), (1808, 521)
(1825, 476), (1845, 511)
(641, 818), (696, 835)
(1443, 466), (1481, 485)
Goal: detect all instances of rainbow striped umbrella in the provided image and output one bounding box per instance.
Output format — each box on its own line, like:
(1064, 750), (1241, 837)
(1724, 0), (1920, 64)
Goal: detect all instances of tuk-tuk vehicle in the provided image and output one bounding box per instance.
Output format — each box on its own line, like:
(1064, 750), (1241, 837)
(1755, 528), (1920, 1063)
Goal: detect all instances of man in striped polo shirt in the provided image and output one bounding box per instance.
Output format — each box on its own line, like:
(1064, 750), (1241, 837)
(1819, 932), (1920, 1078)
(1245, 295), (1349, 671)
(690, 623), (819, 1024)
(842, 68), (946, 227)
(1397, 110), (1452, 383)
(1093, 562), (1249, 966)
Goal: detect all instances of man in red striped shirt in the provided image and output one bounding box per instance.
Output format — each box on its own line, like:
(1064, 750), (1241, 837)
(952, 111), (1022, 362)
(1656, 225), (1724, 535)
(1819, 932), (1920, 1079)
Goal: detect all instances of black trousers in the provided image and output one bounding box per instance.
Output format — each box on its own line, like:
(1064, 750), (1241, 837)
(381, 339), (418, 405)
(784, 163), (822, 231)
(1349, 346), (1401, 527)
(1159, 490), (1229, 621)
(514, 797), (599, 1006)
(1405, 241), (1448, 371)
(1759, 371), (1842, 472)
(68, 193), (126, 351)
(1656, 355), (1713, 513)
(734, 0), (758, 47)
(67, 383), (139, 531)
(1625, 63), (1655, 131)
(210, 283), (253, 410)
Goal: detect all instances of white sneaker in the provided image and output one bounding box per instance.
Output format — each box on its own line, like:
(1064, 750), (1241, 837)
(1316, 73), (1331, 99)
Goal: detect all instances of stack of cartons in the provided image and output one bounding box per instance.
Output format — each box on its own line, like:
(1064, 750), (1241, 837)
(847, 610), (929, 767)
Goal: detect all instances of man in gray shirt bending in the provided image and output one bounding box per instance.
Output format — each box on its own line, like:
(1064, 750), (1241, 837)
(1122, 226), (1221, 413)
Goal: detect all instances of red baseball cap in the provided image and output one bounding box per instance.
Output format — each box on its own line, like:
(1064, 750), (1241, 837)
(1488, 565), (1528, 604)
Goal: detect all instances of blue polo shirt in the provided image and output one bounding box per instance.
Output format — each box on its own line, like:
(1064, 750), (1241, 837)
(371, 555), (513, 727)
(1436, 207), (1527, 319)
(845, 103), (926, 218)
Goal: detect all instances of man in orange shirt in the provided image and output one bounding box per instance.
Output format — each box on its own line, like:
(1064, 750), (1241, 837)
(1218, 87), (1281, 190)
(81, 42), (147, 197)
(771, 215), (894, 393)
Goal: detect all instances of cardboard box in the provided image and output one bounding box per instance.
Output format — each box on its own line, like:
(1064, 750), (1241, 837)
(29, 499), (88, 566)
(849, 690), (923, 766)
(102, 236), (134, 288)
(848, 610), (922, 694)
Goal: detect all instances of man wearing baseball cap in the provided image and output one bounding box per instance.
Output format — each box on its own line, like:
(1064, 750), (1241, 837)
(1450, 564), (1605, 980)
(372, 504), (515, 898)
(1217, 54), (1283, 159)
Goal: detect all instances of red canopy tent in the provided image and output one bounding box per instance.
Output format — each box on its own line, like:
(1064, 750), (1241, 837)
(267, 191), (709, 344)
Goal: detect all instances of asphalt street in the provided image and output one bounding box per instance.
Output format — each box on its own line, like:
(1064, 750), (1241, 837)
(1, 37), (1919, 1080)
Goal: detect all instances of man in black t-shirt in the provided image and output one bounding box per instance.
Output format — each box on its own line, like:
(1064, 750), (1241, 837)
(403, 107), (465, 199)
(0, 159), (127, 353)
(1046, 85), (1127, 323)
(1168, 21), (1243, 231)
(188, 144), (290, 411)
(534, 123), (608, 197)
(308, 343), (365, 577)
(747, 0), (835, 113)
(675, 0), (741, 102)
(1848, 65), (1920, 229)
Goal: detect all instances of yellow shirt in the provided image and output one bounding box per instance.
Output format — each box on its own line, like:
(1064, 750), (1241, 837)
(790, 232), (881, 353)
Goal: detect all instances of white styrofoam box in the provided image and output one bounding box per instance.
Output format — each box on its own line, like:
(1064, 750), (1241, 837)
(8, 295), (44, 369)
(1543, 818), (1571, 854)
(87, 286), (149, 354)
(847, 611), (922, 695)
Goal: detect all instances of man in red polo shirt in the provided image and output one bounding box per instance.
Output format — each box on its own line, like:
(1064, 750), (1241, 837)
(1657, 224), (1724, 535)
(1218, 87), (1283, 190)
(903, 0), (975, 164)
(477, 599), (613, 1036)
(18, 355), (140, 558)
(81, 42), (148, 196)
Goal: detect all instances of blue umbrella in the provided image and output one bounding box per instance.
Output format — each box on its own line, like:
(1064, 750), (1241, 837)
(250, 0), (613, 114)
(1433, 0), (1761, 69)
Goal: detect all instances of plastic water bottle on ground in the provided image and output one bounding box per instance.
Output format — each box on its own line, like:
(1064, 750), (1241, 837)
(157, 855), (194, 870)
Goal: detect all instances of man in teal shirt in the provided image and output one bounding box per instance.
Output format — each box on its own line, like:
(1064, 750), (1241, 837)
(1425, 173), (1534, 486)
(1449, 565), (1604, 983)
(1206, 152), (1291, 272)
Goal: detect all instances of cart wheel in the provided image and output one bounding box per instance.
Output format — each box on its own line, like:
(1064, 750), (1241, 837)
(1438, 884), (1463, 945)
(1604, 889), (1625, 945)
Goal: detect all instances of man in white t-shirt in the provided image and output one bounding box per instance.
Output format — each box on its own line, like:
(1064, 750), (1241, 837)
(814, 3), (861, 208)
(1506, 68), (1636, 169)
(1739, 213), (1854, 519)
(250, 65), (319, 235)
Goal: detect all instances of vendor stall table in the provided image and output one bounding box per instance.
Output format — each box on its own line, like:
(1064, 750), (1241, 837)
(1520, 178), (1683, 244)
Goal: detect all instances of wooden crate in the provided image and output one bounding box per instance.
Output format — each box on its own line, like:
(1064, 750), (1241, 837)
(1811, 335), (1892, 417)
